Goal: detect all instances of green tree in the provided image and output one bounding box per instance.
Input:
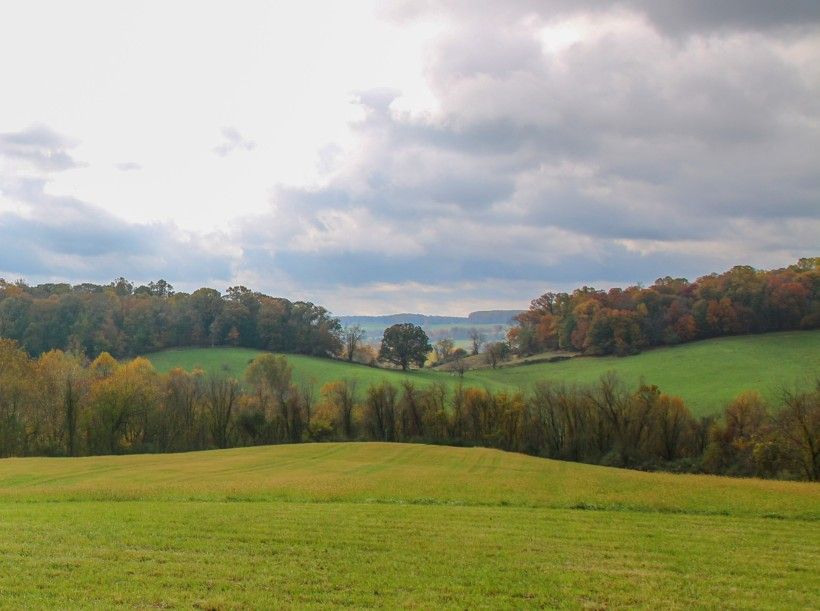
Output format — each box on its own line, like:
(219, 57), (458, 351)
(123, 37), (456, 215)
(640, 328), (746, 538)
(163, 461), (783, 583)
(378, 323), (432, 371)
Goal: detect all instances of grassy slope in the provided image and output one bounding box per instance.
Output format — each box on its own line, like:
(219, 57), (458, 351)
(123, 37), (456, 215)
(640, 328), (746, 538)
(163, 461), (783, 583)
(147, 346), (459, 392)
(147, 330), (820, 417)
(0, 443), (817, 608)
(472, 329), (820, 412)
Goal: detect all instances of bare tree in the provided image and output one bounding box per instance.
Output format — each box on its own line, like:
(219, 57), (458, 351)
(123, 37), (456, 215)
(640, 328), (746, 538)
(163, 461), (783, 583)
(343, 325), (366, 362)
(484, 341), (508, 369)
(468, 328), (486, 356)
(205, 376), (239, 449)
(776, 385), (820, 481)
(434, 338), (455, 363)
(324, 379), (358, 439)
(453, 354), (467, 378)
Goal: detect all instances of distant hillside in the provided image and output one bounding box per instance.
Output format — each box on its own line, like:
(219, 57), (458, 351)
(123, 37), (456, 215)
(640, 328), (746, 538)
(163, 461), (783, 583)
(466, 310), (523, 324)
(338, 310), (523, 344)
(339, 310), (523, 327)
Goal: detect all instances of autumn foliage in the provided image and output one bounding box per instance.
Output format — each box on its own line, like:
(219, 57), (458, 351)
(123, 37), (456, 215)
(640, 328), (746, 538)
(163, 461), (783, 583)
(0, 339), (816, 480)
(509, 258), (819, 356)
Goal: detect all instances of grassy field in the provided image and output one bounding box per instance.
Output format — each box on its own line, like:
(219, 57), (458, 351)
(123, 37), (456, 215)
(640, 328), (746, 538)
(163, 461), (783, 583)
(471, 330), (820, 413)
(147, 346), (459, 394)
(0, 442), (817, 608)
(147, 330), (820, 417)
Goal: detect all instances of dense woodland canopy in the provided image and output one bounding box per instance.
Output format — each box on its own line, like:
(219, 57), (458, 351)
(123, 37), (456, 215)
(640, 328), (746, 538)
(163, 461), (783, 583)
(509, 258), (819, 357)
(0, 278), (342, 358)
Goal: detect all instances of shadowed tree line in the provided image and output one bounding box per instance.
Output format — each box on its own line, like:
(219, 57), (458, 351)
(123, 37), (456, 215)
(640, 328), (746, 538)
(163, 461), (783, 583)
(0, 278), (342, 358)
(0, 340), (816, 481)
(508, 258), (819, 357)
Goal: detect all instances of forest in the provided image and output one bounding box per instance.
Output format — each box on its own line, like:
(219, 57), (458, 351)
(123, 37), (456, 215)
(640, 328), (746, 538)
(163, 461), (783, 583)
(508, 258), (819, 356)
(0, 340), (816, 481)
(0, 278), (342, 358)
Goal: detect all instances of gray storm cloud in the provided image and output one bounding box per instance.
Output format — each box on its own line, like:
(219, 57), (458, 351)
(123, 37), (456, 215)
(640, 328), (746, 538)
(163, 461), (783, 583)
(238, 1), (819, 308)
(2, 2), (818, 313)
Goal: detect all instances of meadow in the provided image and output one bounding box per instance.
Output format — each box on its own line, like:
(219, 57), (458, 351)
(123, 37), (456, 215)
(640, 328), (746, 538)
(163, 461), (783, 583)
(471, 329), (820, 413)
(147, 346), (457, 394)
(0, 442), (817, 608)
(147, 329), (820, 417)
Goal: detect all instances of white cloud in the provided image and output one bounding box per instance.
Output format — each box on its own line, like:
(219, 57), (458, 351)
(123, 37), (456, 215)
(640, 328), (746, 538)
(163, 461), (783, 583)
(0, 1), (818, 313)
(212, 127), (256, 157)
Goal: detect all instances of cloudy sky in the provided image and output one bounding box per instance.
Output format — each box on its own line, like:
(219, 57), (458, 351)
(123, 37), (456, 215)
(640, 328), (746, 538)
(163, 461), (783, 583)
(1, 1), (818, 315)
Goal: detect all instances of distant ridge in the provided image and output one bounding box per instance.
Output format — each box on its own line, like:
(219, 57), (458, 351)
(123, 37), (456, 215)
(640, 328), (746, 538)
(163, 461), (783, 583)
(338, 310), (523, 327)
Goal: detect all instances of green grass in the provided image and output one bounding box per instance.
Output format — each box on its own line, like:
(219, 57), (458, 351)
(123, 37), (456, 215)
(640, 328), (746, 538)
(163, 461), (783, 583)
(147, 330), (820, 417)
(470, 330), (820, 414)
(147, 346), (460, 393)
(0, 443), (817, 608)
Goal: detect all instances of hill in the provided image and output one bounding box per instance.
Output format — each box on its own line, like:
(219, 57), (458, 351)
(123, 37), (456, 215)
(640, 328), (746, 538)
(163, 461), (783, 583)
(338, 310), (522, 327)
(147, 346), (462, 393)
(470, 329), (820, 413)
(0, 442), (817, 607)
(146, 329), (820, 417)
(337, 310), (521, 347)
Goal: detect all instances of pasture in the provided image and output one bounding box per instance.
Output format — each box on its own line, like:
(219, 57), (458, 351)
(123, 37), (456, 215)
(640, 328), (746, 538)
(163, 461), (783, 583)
(146, 346), (457, 394)
(471, 329), (820, 414)
(0, 443), (817, 608)
(146, 329), (820, 417)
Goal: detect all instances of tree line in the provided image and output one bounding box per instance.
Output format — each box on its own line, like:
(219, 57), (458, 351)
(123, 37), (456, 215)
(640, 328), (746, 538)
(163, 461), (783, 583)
(0, 339), (816, 480)
(0, 278), (342, 358)
(508, 258), (819, 357)
(2, 258), (817, 366)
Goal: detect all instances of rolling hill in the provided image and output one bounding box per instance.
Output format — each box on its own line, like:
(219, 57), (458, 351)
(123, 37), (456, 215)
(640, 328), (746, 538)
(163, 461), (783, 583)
(0, 442), (817, 607)
(146, 346), (459, 394)
(470, 329), (820, 413)
(146, 329), (820, 417)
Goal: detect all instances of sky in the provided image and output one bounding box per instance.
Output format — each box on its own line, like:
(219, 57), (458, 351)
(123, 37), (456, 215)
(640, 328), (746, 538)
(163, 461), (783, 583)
(0, 1), (818, 315)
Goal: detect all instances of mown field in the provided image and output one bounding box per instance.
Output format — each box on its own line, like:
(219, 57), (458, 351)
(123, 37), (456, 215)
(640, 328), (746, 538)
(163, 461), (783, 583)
(147, 329), (820, 417)
(0, 443), (817, 608)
